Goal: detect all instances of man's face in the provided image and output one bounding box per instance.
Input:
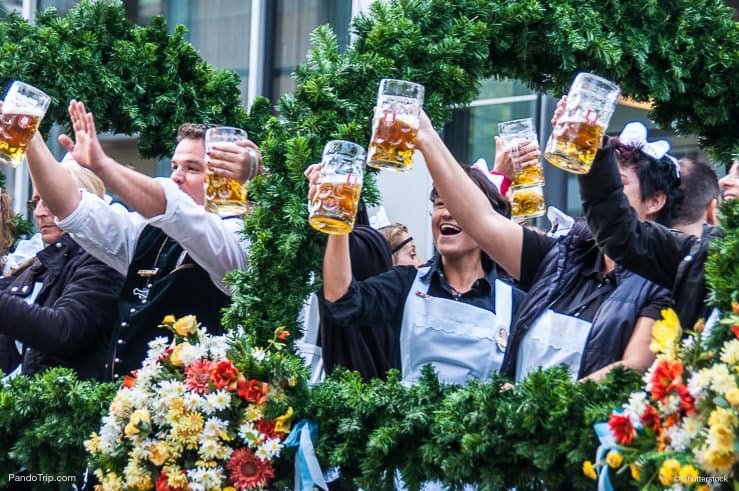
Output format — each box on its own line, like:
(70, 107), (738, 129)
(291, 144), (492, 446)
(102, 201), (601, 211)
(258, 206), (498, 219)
(31, 193), (65, 244)
(170, 137), (206, 205)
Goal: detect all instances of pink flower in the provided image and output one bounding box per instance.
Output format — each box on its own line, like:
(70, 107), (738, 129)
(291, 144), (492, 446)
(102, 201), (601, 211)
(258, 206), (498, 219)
(184, 359), (215, 393)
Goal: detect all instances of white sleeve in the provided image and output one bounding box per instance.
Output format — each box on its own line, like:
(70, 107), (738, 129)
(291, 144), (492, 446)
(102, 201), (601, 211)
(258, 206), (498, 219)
(56, 190), (147, 275)
(146, 178), (249, 294)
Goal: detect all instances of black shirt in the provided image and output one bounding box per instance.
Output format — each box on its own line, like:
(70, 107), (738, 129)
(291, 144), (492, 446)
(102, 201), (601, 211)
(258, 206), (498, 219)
(519, 227), (664, 322)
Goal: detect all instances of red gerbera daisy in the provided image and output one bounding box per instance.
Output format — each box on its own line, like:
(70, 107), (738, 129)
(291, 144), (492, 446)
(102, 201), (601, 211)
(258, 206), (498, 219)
(640, 404), (661, 433)
(608, 413), (637, 445)
(255, 418), (278, 440)
(227, 447), (275, 490)
(650, 359), (683, 401)
(184, 359), (215, 394)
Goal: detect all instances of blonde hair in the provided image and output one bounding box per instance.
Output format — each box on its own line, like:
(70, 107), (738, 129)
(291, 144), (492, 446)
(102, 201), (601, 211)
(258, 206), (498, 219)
(378, 222), (411, 253)
(60, 156), (105, 197)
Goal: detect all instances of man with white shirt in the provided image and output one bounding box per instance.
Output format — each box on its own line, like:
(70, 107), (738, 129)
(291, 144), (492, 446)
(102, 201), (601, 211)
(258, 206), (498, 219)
(26, 99), (261, 380)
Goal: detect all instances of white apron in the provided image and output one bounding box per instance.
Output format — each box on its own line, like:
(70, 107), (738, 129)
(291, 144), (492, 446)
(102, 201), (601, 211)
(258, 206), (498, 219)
(515, 309), (592, 382)
(399, 268), (511, 385)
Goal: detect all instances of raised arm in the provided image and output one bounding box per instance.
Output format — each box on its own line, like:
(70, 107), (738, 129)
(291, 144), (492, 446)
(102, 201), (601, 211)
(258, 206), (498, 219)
(58, 100), (167, 218)
(305, 163), (352, 301)
(415, 110), (524, 279)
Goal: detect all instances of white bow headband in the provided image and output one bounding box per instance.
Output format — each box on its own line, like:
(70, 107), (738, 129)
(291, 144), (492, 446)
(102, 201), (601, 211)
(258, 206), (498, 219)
(618, 121), (680, 178)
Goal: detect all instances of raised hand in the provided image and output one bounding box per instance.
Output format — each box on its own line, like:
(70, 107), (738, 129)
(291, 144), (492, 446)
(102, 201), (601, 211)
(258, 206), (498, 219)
(207, 139), (263, 184)
(58, 100), (110, 174)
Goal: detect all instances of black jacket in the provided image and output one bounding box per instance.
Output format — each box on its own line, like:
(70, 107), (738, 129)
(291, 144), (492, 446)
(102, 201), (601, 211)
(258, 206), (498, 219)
(579, 142), (719, 330)
(500, 221), (671, 379)
(0, 234), (124, 380)
(107, 226), (229, 380)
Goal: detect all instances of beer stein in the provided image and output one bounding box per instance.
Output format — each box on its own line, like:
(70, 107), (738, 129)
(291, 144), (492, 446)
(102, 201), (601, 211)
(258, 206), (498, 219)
(367, 79), (424, 172)
(0, 81), (51, 168)
(511, 184), (546, 221)
(497, 117), (544, 189)
(204, 126), (249, 217)
(309, 140), (366, 235)
(544, 73), (620, 174)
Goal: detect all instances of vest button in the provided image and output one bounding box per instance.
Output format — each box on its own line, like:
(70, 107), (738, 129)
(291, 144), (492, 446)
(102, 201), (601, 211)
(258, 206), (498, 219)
(113, 373), (120, 379)
(114, 358), (121, 363)
(10, 286), (18, 292)
(129, 307), (136, 313)
(117, 339), (125, 345)
(121, 322), (128, 327)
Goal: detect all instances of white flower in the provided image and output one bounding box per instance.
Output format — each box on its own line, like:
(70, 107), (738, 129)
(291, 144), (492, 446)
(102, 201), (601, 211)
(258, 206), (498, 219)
(260, 437), (283, 458)
(130, 438), (152, 460)
(623, 392), (648, 426)
(159, 380), (187, 399)
(251, 347), (266, 362)
(238, 421), (260, 446)
(206, 335), (230, 359)
(97, 414), (122, 453)
(183, 392), (204, 412)
(255, 445), (271, 460)
(198, 437), (222, 460)
(187, 466), (223, 491)
(144, 336), (170, 362)
(657, 393), (681, 414)
(665, 424), (691, 452)
(687, 369), (713, 400)
(177, 342), (207, 366)
(205, 390), (231, 412)
(202, 416), (229, 438)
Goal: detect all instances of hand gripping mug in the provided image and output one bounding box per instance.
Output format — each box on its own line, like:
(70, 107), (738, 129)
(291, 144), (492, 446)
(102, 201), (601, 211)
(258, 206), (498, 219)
(497, 117), (544, 189)
(367, 79), (424, 172)
(309, 140), (366, 235)
(204, 126), (249, 217)
(544, 73), (620, 174)
(0, 81), (51, 168)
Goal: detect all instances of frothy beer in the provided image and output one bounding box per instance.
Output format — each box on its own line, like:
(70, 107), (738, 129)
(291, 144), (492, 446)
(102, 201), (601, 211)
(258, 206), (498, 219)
(511, 186), (545, 221)
(512, 161), (544, 188)
(367, 111), (418, 171)
(204, 173), (247, 217)
(544, 120), (605, 175)
(0, 110), (42, 168)
(309, 174), (362, 235)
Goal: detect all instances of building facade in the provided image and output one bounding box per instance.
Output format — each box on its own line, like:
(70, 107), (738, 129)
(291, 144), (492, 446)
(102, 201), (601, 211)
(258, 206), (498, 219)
(1, 0), (713, 259)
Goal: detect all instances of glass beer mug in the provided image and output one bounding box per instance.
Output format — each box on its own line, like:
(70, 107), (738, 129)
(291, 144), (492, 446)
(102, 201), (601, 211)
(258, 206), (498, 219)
(0, 81), (51, 168)
(367, 79), (424, 172)
(309, 140), (366, 235)
(204, 126), (249, 217)
(497, 117), (544, 189)
(544, 73), (620, 174)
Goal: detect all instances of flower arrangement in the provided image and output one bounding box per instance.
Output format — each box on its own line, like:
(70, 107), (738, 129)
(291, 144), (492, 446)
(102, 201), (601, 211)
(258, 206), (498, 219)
(85, 315), (306, 491)
(584, 307), (739, 489)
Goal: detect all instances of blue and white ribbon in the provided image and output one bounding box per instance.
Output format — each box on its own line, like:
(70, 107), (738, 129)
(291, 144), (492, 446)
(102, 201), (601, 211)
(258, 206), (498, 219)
(593, 422), (616, 491)
(285, 420), (328, 491)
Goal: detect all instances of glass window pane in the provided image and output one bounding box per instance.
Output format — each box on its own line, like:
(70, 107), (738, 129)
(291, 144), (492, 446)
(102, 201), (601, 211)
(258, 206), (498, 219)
(272, 0), (350, 98)
(0, 0), (22, 16)
(467, 100), (538, 167)
(477, 78), (536, 100)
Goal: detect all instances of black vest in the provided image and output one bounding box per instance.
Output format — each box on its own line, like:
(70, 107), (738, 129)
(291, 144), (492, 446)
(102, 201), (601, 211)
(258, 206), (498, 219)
(106, 226), (229, 380)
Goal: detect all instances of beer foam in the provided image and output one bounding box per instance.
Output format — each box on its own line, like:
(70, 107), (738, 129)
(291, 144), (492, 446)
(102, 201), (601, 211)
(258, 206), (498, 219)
(319, 172), (361, 186)
(374, 112), (419, 129)
(1, 99), (46, 117)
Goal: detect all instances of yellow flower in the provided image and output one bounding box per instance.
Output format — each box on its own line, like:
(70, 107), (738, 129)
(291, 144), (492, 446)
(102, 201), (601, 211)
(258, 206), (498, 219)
(173, 315), (198, 336)
(124, 409), (151, 438)
(658, 458), (680, 486)
(678, 464), (699, 481)
(582, 460), (597, 480)
(148, 441), (169, 466)
(84, 432), (101, 454)
(696, 486), (710, 491)
(160, 314), (176, 326)
(164, 466), (189, 489)
(708, 424), (734, 452)
(720, 339), (739, 366)
(605, 450), (623, 468)
(726, 387), (739, 406)
(224, 488), (237, 491)
(708, 407), (737, 429)
(169, 342), (190, 367)
(274, 406), (294, 434)
(629, 463), (641, 482)
(699, 447), (735, 475)
(650, 308), (681, 354)
(244, 404), (263, 422)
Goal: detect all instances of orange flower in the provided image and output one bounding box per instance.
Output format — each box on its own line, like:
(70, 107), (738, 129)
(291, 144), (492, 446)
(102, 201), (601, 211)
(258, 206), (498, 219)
(650, 359), (684, 401)
(238, 378), (269, 405)
(210, 360), (240, 391)
(640, 404), (661, 433)
(608, 413), (637, 445)
(732, 324), (739, 339)
(227, 448), (274, 490)
(122, 371), (137, 389)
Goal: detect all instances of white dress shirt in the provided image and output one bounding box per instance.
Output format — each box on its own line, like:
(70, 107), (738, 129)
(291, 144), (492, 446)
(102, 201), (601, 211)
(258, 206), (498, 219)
(57, 178), (249, 294)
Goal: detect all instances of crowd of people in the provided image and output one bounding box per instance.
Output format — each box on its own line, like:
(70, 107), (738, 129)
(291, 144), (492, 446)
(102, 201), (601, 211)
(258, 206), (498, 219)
(0, 95), (737, 394)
